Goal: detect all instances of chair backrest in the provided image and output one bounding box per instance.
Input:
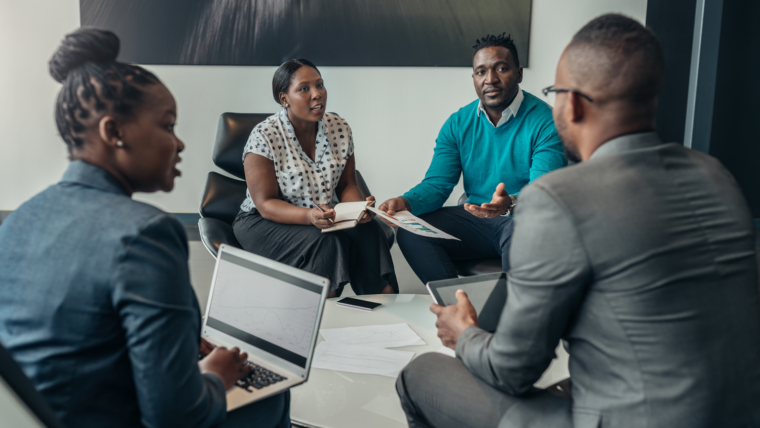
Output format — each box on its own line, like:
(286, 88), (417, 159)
(199, 172), (249, 224)
(457, 193), (467, 205)
(212, 113), (272, 179)
(0, 342), (63, 428)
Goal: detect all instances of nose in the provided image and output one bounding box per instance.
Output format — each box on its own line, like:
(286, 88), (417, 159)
(484, 70), (498, 84)
(177, 137), (185, 153)
(312, 89), (322, 100)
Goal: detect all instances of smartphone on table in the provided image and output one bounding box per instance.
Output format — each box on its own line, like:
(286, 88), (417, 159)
(336, 297), (382, 311)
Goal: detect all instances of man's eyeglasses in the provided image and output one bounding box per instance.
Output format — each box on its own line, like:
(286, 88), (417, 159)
(542, 86), (594, 102)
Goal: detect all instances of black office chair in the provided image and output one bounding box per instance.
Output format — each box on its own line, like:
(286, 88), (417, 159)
(198, 112), (395, 257)
(450, 193), (503, 276)
(0, 341), (63, 428)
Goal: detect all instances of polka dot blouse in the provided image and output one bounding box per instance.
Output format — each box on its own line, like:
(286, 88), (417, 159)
(240, 109), (355, 212)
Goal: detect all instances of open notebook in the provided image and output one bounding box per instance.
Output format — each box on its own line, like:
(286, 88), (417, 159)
(321, 201), (374, 233)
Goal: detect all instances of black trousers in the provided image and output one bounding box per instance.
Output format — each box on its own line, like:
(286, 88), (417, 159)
(232, 209), (397, 295)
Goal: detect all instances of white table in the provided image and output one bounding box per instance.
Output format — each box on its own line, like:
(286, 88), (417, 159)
(291, 294), (439, 428)
(290, 294), (570, 428)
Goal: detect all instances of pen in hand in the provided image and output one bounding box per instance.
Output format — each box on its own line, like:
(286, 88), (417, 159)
(312, 199), (334, 223)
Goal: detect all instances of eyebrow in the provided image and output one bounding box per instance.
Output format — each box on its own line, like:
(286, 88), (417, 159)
(475, 60), (510, 69)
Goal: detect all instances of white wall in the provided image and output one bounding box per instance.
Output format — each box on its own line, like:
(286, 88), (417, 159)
(0, 0), (646, 212)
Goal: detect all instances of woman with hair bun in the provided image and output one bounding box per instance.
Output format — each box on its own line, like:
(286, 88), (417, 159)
(233, 59), (398, 298)
(0, 28), (289, 427)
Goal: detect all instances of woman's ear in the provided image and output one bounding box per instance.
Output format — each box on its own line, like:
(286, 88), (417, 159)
(98, 115), (123, 149)
(279, 92), (289, 109)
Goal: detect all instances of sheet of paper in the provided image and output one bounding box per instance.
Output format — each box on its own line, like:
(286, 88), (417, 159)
(311, 342), (414, 378)
(321, 323), (426, 348)
(366, 207), (460, 240)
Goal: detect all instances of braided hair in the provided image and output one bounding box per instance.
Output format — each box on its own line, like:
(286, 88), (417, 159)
(49, 27), (159, 156)
(472, 33), (520, 67)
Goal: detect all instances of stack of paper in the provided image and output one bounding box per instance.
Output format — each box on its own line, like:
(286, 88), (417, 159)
(312, 323), (426, 377)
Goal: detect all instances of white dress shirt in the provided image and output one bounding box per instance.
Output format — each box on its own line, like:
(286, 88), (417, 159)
(477, 87), (524, 127)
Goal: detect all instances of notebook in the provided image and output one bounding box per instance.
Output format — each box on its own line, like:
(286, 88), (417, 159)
(321, 201), (374, 233)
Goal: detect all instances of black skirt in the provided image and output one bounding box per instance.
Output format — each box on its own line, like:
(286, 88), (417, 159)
(232, 209), (398, 296)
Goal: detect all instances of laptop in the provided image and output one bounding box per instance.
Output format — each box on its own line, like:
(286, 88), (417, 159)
(426, 272), (507, 332)
(201, 244), (329, 411)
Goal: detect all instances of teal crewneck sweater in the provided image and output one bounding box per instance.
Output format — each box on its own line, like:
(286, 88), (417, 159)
(403, 91), (566, 215)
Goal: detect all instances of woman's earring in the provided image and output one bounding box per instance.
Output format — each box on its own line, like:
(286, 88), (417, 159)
(116, 140), (124, 147)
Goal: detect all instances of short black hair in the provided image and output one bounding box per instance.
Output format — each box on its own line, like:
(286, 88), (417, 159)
(473, 33), (520, 67)
(49, 27), (159, 156)
(272, 59), (321, 105)
(567, 14), (665, 106)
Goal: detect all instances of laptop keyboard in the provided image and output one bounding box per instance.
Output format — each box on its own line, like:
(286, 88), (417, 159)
(198, 354), (288, 392)
(236, 361), (287, 391)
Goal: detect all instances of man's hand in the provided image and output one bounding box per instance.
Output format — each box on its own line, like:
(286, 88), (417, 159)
(464, 182), (514, 219)
(377, 197), (411, 226)
(199, 346), (253, 390)
(430, 289), (479, 350)
(358, 196), (376, 224)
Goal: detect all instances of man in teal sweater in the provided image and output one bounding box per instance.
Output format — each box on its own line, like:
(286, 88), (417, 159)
(379, 33), (566, 284)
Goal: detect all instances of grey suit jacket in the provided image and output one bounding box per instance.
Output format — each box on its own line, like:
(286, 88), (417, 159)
(457, 132), (760, 427)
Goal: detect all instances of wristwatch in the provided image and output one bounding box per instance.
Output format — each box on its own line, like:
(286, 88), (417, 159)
(500, 195), (517, 217)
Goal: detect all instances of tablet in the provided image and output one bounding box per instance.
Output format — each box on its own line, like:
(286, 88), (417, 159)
(426, 273), (507, 332)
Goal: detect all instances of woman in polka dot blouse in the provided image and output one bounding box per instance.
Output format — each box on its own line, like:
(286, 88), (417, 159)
(232, 59), (398, 298)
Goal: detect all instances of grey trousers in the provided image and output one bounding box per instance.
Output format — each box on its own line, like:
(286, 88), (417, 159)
(396, 353), (572, 428)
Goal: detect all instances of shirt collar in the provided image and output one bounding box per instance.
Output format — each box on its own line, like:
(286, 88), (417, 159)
(477, 88), (524, 127)
(60, 160), (129, 196)
(589, 132), (662, 160)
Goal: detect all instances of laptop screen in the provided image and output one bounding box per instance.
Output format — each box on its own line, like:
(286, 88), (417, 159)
(206, 251), (323, 368)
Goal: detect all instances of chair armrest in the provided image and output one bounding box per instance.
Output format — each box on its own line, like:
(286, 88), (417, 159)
(198, 217), (242, 258)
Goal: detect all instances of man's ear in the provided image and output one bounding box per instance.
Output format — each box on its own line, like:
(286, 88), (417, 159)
(517, 66), (524, 84)
(568, 91), (585, 123)
(98, 115), (121, 148)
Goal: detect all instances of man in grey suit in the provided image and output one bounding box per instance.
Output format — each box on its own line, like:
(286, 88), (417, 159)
(396, 13), (760, 428)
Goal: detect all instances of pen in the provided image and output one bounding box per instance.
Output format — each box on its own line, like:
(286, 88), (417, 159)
(311, 199), (334, 223)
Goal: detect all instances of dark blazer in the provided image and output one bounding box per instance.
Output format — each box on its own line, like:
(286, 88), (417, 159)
(457, 132), (760, 427)
(0, 161), (226, 427)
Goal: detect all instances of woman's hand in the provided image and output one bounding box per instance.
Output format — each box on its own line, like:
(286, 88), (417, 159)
(310, 204), (336, 229)
(358, 196), (376, 224)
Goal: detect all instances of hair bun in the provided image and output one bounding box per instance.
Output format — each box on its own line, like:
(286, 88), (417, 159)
(49, 27), (120, 83)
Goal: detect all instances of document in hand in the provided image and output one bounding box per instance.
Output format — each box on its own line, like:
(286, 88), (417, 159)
(365, 206), (460, 240)
(321, 201), (374, 233)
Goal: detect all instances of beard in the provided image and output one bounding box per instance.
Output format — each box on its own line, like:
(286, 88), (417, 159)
(554, 114), (581, 164)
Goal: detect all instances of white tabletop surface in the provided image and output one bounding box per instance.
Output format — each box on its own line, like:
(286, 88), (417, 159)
(290, 293), (570, 428)
(291, 294), (440, 428)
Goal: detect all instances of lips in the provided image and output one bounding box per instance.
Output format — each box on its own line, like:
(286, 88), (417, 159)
(311, 103), (325, 112)
(484, 88), (502, 96)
